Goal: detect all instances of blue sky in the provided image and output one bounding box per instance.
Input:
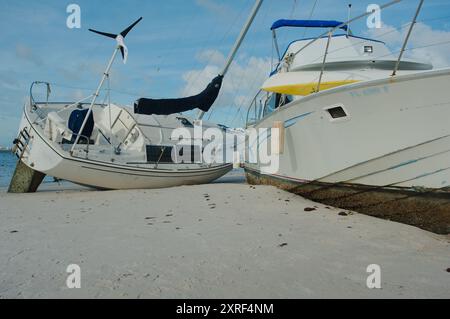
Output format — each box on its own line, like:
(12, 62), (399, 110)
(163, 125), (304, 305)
(1, 0), (450, 146)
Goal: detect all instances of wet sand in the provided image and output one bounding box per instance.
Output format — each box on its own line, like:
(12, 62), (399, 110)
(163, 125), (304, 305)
(0, 172), (449, 298)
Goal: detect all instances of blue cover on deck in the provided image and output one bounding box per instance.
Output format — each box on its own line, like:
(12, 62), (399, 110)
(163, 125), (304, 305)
(271, 19), (348, 31)
(68, 109), (94, 143)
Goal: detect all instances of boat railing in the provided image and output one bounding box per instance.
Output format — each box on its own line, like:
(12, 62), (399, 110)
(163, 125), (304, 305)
(69, 133), (91, 158)
(29, 81), (103, 122)
(246, 89), (267, 126)
(244, 0), (421, 125)
(288, 0), (426, 81)
(289, 0), (402, 65)
(28, 81), (113, 159)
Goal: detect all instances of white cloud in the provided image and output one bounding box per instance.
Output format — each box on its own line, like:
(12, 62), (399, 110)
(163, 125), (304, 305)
(196, 49), (227, 65)
(181, 49), (270, 125)
(0, 115), (21, 146)
(195, 0), (232, 16)
(15, 43), (44, 66)
(366, 22), (450, 68)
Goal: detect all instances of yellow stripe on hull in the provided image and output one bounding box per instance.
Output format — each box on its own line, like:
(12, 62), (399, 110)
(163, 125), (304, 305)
(263, 80), (359, 96)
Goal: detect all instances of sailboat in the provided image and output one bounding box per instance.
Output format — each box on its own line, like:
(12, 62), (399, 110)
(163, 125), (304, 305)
(10, 1), (263, 191)
(244, 0), (450, 234)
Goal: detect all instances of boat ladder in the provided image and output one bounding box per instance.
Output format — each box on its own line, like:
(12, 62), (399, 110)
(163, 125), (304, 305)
(12, 127), (31, 159)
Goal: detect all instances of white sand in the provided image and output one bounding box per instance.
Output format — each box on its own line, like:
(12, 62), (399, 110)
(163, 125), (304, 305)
(0, 172), (449, 299)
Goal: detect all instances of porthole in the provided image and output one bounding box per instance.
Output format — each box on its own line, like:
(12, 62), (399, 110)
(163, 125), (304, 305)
(327, 106), (347, 119)
(364, 46), (374, 53)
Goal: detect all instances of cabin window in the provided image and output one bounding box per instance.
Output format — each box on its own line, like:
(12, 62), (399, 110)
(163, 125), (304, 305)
(364, 46), (373, 54)
(263, 93), (280, 117)
(146, 145), (174, 163)
(263, 94), (292, 117)
(279, 95), (292, 107)
(177, 117), (194, 128)
(327, 106), (347, 119)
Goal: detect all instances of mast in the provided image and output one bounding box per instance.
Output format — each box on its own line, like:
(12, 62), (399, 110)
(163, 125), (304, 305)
(392, 0), (424, 76)
(70, 18), (142, 153)
(347, 4), (352, 37)
(197, 0), (264, 120)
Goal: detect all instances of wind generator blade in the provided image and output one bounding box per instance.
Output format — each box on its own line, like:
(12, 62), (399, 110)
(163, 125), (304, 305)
(120, 17), (143, 38)
(88, 29), (117, 39)
(71, 17), (142, 148)
(116, 36), (129, 64)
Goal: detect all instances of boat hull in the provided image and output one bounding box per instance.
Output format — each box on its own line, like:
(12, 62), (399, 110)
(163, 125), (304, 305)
(16, 106), (233, 190)
(245, 69), (450, 234)
(246, 168), (450, 234)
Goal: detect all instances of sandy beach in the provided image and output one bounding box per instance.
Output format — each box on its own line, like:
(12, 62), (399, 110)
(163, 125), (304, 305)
(0, 172), (449, 299)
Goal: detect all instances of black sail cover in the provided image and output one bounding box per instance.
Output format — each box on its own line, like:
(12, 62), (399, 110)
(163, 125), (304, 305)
(134, 75), (224, 115)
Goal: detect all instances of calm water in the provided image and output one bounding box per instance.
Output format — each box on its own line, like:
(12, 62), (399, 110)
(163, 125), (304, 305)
(0, 151), (18, 187)
(0, 151), (55, 188)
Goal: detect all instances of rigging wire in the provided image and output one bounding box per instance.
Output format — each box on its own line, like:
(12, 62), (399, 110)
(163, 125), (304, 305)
(302, 0), (319, 38)
(207, 0), (263, 124)
(290, 0), (300, 19)
(222, 0), (277, 127)
(150, 4), (211, 84)
(183, 1), (251, 99)
(288, 12), (450, 70)
(46, 82), (162, 100)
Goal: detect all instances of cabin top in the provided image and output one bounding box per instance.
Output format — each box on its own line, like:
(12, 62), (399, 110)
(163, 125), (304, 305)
(282, 34), (432, 71)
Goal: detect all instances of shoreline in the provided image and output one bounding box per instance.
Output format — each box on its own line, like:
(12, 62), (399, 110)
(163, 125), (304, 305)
(1, 172), (449, 298)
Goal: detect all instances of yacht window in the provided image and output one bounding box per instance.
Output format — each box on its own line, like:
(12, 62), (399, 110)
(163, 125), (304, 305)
(146, 145), (174, 163)
(279, 95), (292, 107)
(263, 93), (280, 117)
(177, 117), (194, 128)
(327, 106), (347, 119)
(364, 46), (373, 54)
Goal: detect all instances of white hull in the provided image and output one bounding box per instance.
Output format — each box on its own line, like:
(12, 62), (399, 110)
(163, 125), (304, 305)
(245, 69), (450, 233)
(16, 104), (232, 190)
(246, 69), (450, 191)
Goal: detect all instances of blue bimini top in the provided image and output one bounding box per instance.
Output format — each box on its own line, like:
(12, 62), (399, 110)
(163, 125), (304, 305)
(271, 19), (348, 31)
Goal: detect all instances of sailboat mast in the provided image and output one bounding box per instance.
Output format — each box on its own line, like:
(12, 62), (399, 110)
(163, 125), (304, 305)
(71, 47), (119, 152)
(197, 0), (263, 120)
(69, 17), (142, 153)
